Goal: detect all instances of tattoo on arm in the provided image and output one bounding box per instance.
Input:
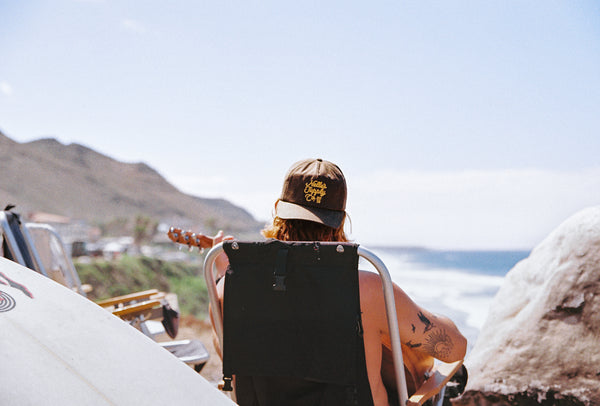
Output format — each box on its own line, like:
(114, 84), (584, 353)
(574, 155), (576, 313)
(411, 324), (416, 333)
(423, 329), (453, 359)
(406, 340), (421, 349)
(418, 311), (435, 333)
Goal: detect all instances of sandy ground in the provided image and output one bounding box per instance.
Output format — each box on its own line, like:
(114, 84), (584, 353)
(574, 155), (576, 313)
(175, 315), (223, 386)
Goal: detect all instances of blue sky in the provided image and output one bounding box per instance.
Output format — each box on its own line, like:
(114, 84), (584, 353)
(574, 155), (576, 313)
(1, 1), (599, 249)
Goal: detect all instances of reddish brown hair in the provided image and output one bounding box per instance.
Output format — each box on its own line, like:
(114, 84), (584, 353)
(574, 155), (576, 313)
(262, 217), (348, 242)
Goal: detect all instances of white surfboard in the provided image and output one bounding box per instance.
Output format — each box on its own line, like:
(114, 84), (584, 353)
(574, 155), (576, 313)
(0, 257), (235, 405)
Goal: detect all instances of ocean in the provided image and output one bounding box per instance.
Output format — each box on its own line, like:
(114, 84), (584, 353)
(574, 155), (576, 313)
(361, 247), (531, 354)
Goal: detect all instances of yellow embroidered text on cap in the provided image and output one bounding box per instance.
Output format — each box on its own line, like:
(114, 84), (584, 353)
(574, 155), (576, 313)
(304, 180), (327, 204)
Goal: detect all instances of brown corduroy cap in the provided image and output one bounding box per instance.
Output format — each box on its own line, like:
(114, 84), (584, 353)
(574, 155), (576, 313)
(275, 158), (347, 228)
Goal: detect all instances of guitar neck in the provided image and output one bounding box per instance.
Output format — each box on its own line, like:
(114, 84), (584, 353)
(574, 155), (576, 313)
(167, 227), (215, 250)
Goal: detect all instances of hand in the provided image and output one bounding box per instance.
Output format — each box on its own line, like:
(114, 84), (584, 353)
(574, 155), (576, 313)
(213, 230), (234, 279)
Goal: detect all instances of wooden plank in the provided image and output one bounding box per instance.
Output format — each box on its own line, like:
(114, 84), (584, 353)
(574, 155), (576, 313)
(407, 360), (463, 406)
(96, 289), (161, 307)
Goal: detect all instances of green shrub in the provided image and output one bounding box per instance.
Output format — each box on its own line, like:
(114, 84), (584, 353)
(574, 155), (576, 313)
(168, 276), (209, 318)
(75, 256), (209, 318)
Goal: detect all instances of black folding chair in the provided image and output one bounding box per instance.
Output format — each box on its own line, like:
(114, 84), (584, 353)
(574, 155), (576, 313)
(205, 240), (409, 405)
(205, 239), (464, 406)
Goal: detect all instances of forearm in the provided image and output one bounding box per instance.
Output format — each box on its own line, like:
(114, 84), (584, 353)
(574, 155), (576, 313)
(212, 231), (233, 279)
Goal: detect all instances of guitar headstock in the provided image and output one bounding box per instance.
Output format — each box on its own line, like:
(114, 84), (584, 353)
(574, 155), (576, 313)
(167, 227), (215, 250)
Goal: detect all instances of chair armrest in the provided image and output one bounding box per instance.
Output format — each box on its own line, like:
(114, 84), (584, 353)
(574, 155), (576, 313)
(96, 289), (162, 307)
(407, 359), (464, 406)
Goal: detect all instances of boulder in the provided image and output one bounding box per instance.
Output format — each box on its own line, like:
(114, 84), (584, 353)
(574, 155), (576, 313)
(454, 206), (600, 406)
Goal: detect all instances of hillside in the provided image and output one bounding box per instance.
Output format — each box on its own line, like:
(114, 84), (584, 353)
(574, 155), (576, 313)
(0, 129), (263, 235)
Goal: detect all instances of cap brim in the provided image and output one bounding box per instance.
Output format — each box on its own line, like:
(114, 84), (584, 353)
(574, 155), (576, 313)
(275, 200), (345, 229)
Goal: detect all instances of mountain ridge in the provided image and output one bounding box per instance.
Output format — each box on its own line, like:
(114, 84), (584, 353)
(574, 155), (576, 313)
(0, 129), (263, 235)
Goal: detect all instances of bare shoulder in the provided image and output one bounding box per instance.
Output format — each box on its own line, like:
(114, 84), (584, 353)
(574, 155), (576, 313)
(358, 270), (413, 321)
(358, 270), (388, 305)
(358, 270), (413, 306)
(358, 269), (382, 287)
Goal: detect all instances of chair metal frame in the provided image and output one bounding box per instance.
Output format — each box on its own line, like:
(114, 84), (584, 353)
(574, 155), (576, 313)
(25, 223), (89, 296)
(204, 241), (410, 406)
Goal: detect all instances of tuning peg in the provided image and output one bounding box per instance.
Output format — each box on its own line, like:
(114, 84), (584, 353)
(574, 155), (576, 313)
(191, 233), (200, 246)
